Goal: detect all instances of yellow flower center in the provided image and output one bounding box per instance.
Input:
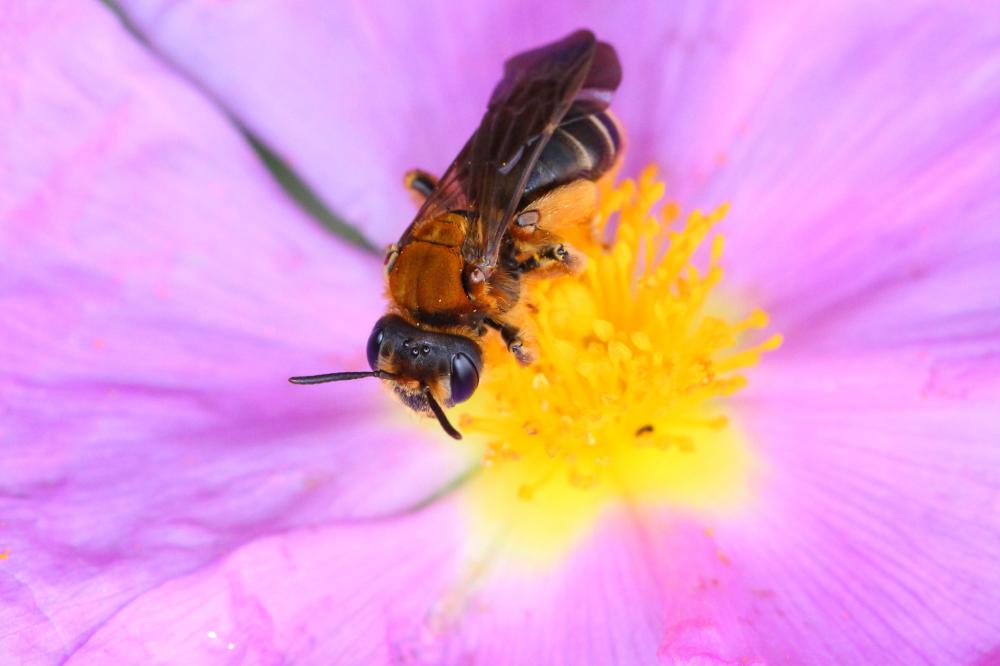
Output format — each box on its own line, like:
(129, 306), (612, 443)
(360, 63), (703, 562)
(456, 167), (781, 567)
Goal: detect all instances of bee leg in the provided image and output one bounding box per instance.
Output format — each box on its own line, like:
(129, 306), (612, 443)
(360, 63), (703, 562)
(517, 243), (584, 276)
(484, 317), (534, 365)
(403, 169), (438, 203)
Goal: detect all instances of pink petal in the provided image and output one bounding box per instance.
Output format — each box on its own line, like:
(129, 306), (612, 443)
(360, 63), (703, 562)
(67, 500), (679, 665)
(697, 4), (1000, 344)
(66, 502), (465, 664)
(114, 1), (1000, 345)
(452, 341), (1000, 666)
(0, 5), (469, 661)
(66, 349), (1000, 664)
(111, 0), (768, 246)
(697, 350), (1000, 663)
(59, 496), (692, 665)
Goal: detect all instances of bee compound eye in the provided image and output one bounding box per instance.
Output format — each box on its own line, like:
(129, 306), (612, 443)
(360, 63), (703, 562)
(366, 327), (385, 370)
(449, 353), (480, 404)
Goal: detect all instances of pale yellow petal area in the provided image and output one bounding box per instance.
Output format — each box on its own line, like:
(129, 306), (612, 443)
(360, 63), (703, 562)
(460, 416), (758, 570)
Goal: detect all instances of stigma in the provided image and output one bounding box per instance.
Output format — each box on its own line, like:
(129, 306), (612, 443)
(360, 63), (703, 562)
(457, 166), (781, 510)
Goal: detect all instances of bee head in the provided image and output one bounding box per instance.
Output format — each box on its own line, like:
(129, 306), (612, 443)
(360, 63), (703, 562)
(366, 315), (482, 412)
(289, 314), (481, 440)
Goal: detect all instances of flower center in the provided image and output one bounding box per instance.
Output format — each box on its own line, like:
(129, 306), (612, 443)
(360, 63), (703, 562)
(456, 167), (781, 565)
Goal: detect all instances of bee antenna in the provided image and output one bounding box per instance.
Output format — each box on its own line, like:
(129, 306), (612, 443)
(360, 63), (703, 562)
(288, 370), (396, 384)
(424, 387), (462, 441)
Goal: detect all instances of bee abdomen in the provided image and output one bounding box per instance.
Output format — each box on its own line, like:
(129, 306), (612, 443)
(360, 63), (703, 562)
(522, 110), (623, 204)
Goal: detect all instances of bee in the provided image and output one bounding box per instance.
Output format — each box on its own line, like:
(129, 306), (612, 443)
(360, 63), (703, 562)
(290, 30), (624, 439)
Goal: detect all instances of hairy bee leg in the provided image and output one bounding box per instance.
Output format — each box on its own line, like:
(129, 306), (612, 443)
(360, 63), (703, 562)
(517, 243), (584, 276)
(403, 168), (438, 203)
(484, 317), (534, 365)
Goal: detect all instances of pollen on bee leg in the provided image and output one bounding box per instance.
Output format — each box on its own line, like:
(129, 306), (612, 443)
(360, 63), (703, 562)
(456, 166), (779, 564)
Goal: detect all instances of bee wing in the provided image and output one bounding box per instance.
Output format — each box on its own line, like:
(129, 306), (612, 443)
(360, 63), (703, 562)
(404, 31), (620, 265)
(460, 30), (621, 272)
(397, 163), (470, 248)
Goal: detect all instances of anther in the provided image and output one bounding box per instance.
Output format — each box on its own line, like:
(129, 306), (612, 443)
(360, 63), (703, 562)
(455, 168), (779, 496)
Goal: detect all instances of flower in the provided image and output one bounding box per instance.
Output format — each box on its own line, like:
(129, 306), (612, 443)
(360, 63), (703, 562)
(3, 2), (1000, 665)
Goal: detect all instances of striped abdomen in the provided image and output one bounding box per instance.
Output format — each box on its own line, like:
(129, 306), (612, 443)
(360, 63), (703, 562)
(520, 110), (623, 207)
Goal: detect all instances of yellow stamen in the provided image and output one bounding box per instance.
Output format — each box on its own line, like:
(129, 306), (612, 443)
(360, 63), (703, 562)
(457, 166), (780, 567)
